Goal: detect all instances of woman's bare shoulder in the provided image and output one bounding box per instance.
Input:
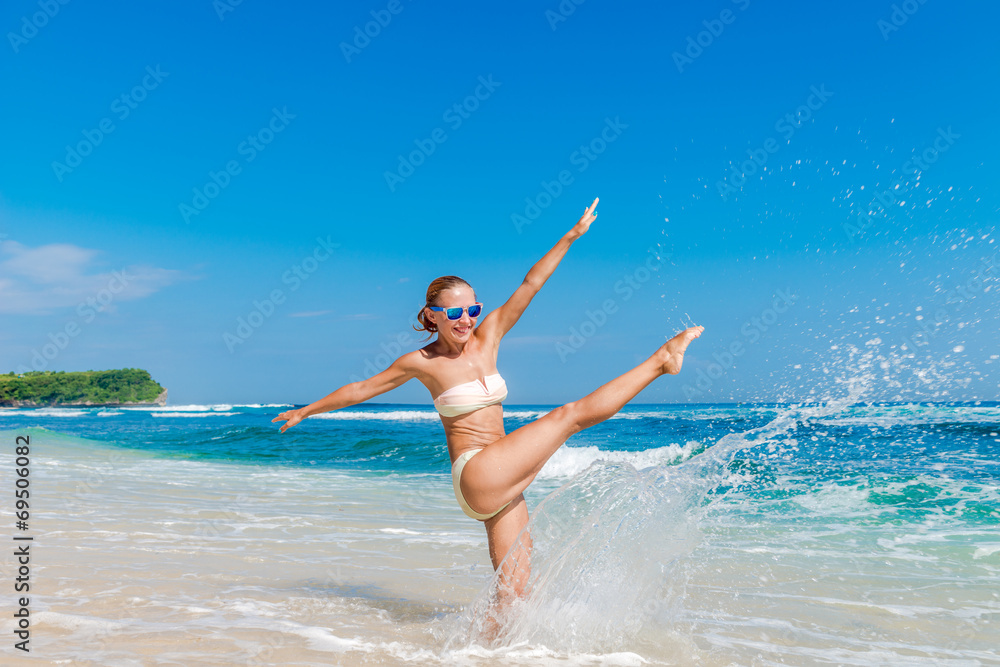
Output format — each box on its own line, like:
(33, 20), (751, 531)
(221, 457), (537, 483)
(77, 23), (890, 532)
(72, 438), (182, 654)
(399, 345), (443, 378)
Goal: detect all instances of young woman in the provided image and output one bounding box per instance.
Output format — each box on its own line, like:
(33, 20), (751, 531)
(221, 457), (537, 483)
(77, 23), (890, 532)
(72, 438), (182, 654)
(273, 198), (703, 602)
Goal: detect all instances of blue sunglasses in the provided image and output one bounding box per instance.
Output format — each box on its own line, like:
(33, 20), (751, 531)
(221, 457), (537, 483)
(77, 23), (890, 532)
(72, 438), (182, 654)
(428, 303), (483, 320)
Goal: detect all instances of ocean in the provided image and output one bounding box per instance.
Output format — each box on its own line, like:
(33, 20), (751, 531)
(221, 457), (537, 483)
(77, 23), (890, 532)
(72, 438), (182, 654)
(1, 400), (997, 665)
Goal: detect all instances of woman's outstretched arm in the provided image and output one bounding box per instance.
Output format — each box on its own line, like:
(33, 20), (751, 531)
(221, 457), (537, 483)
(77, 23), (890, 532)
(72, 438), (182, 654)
(272, 354), (417, 432)
(479, 197), (599, 342)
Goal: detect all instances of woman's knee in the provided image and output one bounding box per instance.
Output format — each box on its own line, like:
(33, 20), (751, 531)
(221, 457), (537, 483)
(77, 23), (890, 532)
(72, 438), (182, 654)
(550, 401), (582, 436)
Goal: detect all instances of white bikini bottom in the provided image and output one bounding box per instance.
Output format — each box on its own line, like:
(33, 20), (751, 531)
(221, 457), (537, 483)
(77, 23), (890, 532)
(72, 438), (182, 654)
(451, 448), (510, 521)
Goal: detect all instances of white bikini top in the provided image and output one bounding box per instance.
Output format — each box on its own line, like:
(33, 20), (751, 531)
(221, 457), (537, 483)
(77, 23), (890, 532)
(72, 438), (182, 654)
(433, 374), (508, 418)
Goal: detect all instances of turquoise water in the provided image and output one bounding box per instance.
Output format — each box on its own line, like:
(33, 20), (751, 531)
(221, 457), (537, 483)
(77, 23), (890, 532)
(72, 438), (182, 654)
(1, 401), (998, 664)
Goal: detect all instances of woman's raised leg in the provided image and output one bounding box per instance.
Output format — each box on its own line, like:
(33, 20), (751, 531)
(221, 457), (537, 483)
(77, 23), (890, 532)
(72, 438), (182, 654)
(461, 326), (703, 515)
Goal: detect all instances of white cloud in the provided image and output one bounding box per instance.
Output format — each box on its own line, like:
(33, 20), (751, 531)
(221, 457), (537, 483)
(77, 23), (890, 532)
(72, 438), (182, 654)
(2, 242), (96, 284)
(0, 240), (187, 315)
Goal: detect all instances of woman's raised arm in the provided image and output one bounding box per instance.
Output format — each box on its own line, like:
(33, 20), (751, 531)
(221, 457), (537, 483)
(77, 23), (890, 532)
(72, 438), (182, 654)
(272, 354), (417, 433)
(480, 197), (599, 341)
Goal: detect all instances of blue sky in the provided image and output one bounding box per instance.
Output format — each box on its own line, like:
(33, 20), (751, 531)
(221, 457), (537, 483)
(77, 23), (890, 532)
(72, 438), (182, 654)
(1, 0), (998, 405)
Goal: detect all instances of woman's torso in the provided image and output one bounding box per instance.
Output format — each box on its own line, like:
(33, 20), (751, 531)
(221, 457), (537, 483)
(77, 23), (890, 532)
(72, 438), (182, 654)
(411, 333), (506, 462)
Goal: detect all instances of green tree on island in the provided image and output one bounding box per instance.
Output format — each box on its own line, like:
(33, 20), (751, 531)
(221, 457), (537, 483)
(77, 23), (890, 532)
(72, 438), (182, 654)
(0, 369), (166, 406)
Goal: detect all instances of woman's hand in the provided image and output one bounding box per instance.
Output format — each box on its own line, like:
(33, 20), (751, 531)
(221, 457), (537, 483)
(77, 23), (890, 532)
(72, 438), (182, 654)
(272, 408), (306, 433)
(570, 197), (599, 237)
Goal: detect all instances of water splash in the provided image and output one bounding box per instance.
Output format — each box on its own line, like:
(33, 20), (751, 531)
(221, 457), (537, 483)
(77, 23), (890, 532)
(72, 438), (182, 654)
(447, 383), (870, 655)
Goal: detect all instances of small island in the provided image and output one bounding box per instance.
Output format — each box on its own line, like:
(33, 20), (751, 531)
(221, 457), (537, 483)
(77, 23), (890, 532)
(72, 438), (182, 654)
(0, 368), (167, 407)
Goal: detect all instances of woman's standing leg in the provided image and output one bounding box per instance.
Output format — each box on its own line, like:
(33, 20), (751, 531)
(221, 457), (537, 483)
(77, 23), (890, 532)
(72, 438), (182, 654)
(479, 494), (532, 639)
(484, 494), (532, 595)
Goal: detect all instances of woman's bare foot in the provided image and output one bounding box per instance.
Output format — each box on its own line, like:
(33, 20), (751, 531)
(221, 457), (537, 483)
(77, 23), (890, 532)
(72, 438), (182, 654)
(657, 326), (704, 375)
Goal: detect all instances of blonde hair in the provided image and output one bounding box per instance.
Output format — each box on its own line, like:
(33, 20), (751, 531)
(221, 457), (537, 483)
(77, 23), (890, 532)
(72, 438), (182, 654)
(414, 276), (475, 338)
